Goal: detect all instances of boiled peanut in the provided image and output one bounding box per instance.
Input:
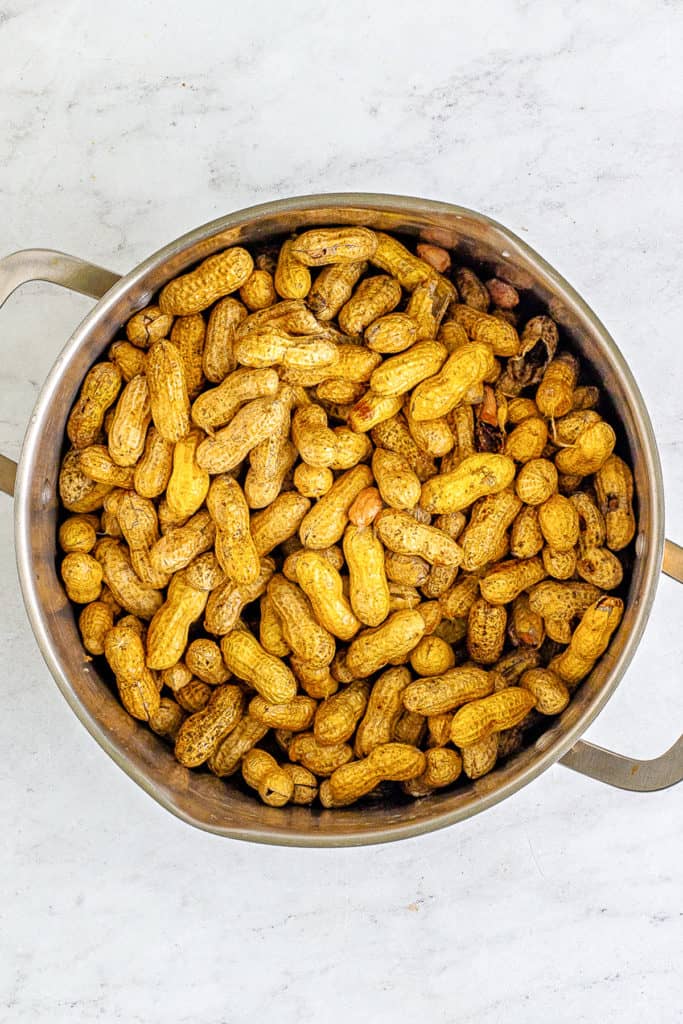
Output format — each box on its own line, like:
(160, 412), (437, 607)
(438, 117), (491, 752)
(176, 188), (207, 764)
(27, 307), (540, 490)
(146, 572), (209, 670)
(375, 509), (462, 566)
(126, 305), (173, 348)
(185, 638), (230, 684)
(372, 448), (421, 510)
(58, 514), (98, 554)
(554, 420), (616, 476)
(370, 233), (432, 290)
(146, 339), (191, 442)
(420, 453), (516, 513)
(61, 552), (103, 604)
(299, 464), (373, 548)
(338, 275), (402, 336)
(515, 458), (558, 506)
(519, 668), (569, 715)
(403, 666), (493, 716)
(595, 454), (636, 551)
(221, 626), (297, 703)
(467, 597), (507, 664)
(308, 261), (367, 320)
(268, 574), (336, 668)
(67, 362), (122, 449)
(249, 694), (317, 732)
(159, 246), (253, 315)
(95, 538), (163, 619)
(343, 524), (391, 628)
(208, 714), (269, 777)
(290, 227), (378, 266)
(320, 743), (426, 806)
(461, 735), (499, 780)
(536, 353), (578, 418)
(134, 427), (174, 498)
(365, 312), (418, 354)
(288, 732), (354, 776)
(242, 749), (294, 807)
(174, 684), (245, 766)
(203, 297), (246, 382)
(104, 618), (160, 721)
(450, 687), (535, 747)
(294, 551), (361, 641)
(409, 636), (456, 677)
(207, 475), (260, 586)
(550, 597), (623, 685)
(314, 681), (370, 746)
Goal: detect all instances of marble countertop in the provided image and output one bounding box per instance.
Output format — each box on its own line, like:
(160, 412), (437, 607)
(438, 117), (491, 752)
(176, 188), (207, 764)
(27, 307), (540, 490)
(1, 2), (681, 1021)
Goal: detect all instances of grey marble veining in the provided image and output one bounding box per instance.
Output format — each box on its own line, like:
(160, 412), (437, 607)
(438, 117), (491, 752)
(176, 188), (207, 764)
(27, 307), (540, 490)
(1, 1), (682, 1021)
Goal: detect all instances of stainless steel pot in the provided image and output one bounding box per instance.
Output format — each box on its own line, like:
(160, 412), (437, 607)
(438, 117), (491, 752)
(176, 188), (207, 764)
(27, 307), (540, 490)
(1, 194), (681, 847)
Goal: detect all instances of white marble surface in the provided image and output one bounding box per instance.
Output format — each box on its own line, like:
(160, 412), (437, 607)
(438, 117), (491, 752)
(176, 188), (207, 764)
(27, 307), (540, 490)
(1, 1), (682, 1021)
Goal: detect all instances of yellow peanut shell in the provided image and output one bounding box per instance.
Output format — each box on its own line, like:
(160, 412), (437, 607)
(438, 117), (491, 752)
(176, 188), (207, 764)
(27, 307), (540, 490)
(208, 714), (269, 776)
(343, 524), (391, 628)
(291, 657), (338, 700)
(274, 239), (311, 299)
(289, 227), (378, 266)
(95, 538), (163, 619)
(294, 463), (334, 498)
(576, 547), (624, 590)
(174, 684), (245, 766)
(109, 341), (147, 382)
(321, 743), (426, 807)
(282, 764), (318, 804)
(249, 694), (317, 731)
(420, 453), (516, 514)
(505, 416), (548, 464)
(595, 454), (636, 551)
(450, 304), (520, 356)
(536, 353), (578, 418)
(571, 491), (606, 549)
(184, 551), (226, 591)
(176, 680), (212, 713)
(146, 338), (191, 442)
(292, 404), (337, 467)
(148, 697), (185, 742)
(185, 638), (230, 684)
(299, 464), (373, 548)
(78, 446), (136, 489)
(409, 635), (456, 677)
(58, 514), (99, 554)
(519, 668), (569, 715)
(394, 709), (427, 746)
(370, 341), (448, 397)
(126, 305), (173, 348)
(192, 367), (280, 434)
(61, 552), (103, 604)
(207, 475), (260, 586)
(288, 732), (354, 776)
(403, 666), (493, 715)
(151, 510), (216, 576)
(307, 261), (367, 320)
(146, 572), (209, 670)
(365, 312), (418, 354)
(67, 362), (122, 449)
(171, 314), (205, 398)
(554, 420), (616, 476)
(259, 592), (290, 657)
(554, 409), (601, 446)
(268, 574), (336, 667)
(78, 599), (115, 655)
(104, 619), (160, 722)
(375, 509), (462, 566)
(346, 613), (425, 680)
(515, 458), (558, 506)
(461, 735), (499, 780)
(371, 415), (436, 481)
(203, 297), (246, 382)
(241, 749), (294, 807)
(372, 448), (421, 510)
(107, 374), (151, 467)
(460, 490), (522, 571)
(338, 274), (402, 336)
(294, 550), (361, 641)
(509, 505), (544, 559)
(195, 395), (285, 474)
(409, 342), (495, 421)
(117, 491), (168, 589)
(538, 494), (580, 552)
(251, 492), (311, 556)
(467, 597), (507, 665)
(314, 681), (370, 746)
(479, 557), (546, 605)
(550, 596), (624, 685)
(439, 572), (481, 620)
(542, 545), (577, 580)
(204, 559), (274, 635)
(159, 247), (253, 315)
(133, 426), (174, 498)
(239, 269), (277, 311)
(528, 580), (603, 644)
(221, 626), (297, 703)
(450, 687), (535, 747)
(347, 667), (411, 756)
(370, 233), (433, 290)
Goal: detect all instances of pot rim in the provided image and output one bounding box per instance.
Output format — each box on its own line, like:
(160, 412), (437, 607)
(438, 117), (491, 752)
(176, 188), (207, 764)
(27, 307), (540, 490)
(12, 193), (665, 846)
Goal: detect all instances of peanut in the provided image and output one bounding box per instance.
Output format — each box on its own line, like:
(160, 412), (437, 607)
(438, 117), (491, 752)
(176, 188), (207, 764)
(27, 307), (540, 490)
(146, 338), (191, 442)
(249, 694), (317, 732)
(159, 247), (253, 315)
(290, 227), (378, 266)
(320, 743), (426, 806)
(299, 464), (373, 548)
(554, 420), (616, 476)
(134, 427), (174, 498)
(375, 509), (462, 566)
(208, 714), (269, 776)
(268, 574), (336, 668)
(550, 597), (624, 685)
(420, 453), (516, 513)
(241, 749), (294, 807)
(308, 261), (367, 320)
(174, 684), (245, 766)
(409, 342), (495, 421)
(192, 367), (279, 434)
(126, 305), (173, 348)
(372, 448), (421, 510)
(403, 666), (493, 715)
(515, 458), (558, 506)
(104, 618), (160, 722)
(109, 340), (147, 381)
(595, 454), (636, 551)
(519, 668), (569, 715)
(288, 732), (354, 776)
(150, 510), (216, 576)
(78, 599), (115, 655)
(221, 626), (297, 703)
(314, 681), (370, 745)
(293, 463), (334, 499)
(207, 475), (260, 586)
(185, 638), (230, 684)
(146, 572), (209, 670)
(354, 666), (412, 755)
(95, 538), (163, 619)
(460, 490), (522, 571)
(58, 514), (99, 554)
(409, 635), (456, 677)
(294, 551), (361, 641)
(536, 353), (578, 418)
(461, 735), (499, 780)
(343, 524), (391, 627)
(467, 597), (507, 664)
(365, 312), (418, 354)
(450, 687), (535, 747)
(202, 297), (246, 382)
(67, 362), (122, 449)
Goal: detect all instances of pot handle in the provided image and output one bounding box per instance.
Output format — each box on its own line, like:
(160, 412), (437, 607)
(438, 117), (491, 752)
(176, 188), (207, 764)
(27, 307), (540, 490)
(560, 538), (683, 791)
(0, 249), (121, 497)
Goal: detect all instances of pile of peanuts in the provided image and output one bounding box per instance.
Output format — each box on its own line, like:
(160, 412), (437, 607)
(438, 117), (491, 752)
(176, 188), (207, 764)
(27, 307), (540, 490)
(57, 227), (636, 808)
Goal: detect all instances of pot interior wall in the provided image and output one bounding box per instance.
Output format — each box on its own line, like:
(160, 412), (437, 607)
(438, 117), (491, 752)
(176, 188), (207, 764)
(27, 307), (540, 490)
(19, 198), (661, 844)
